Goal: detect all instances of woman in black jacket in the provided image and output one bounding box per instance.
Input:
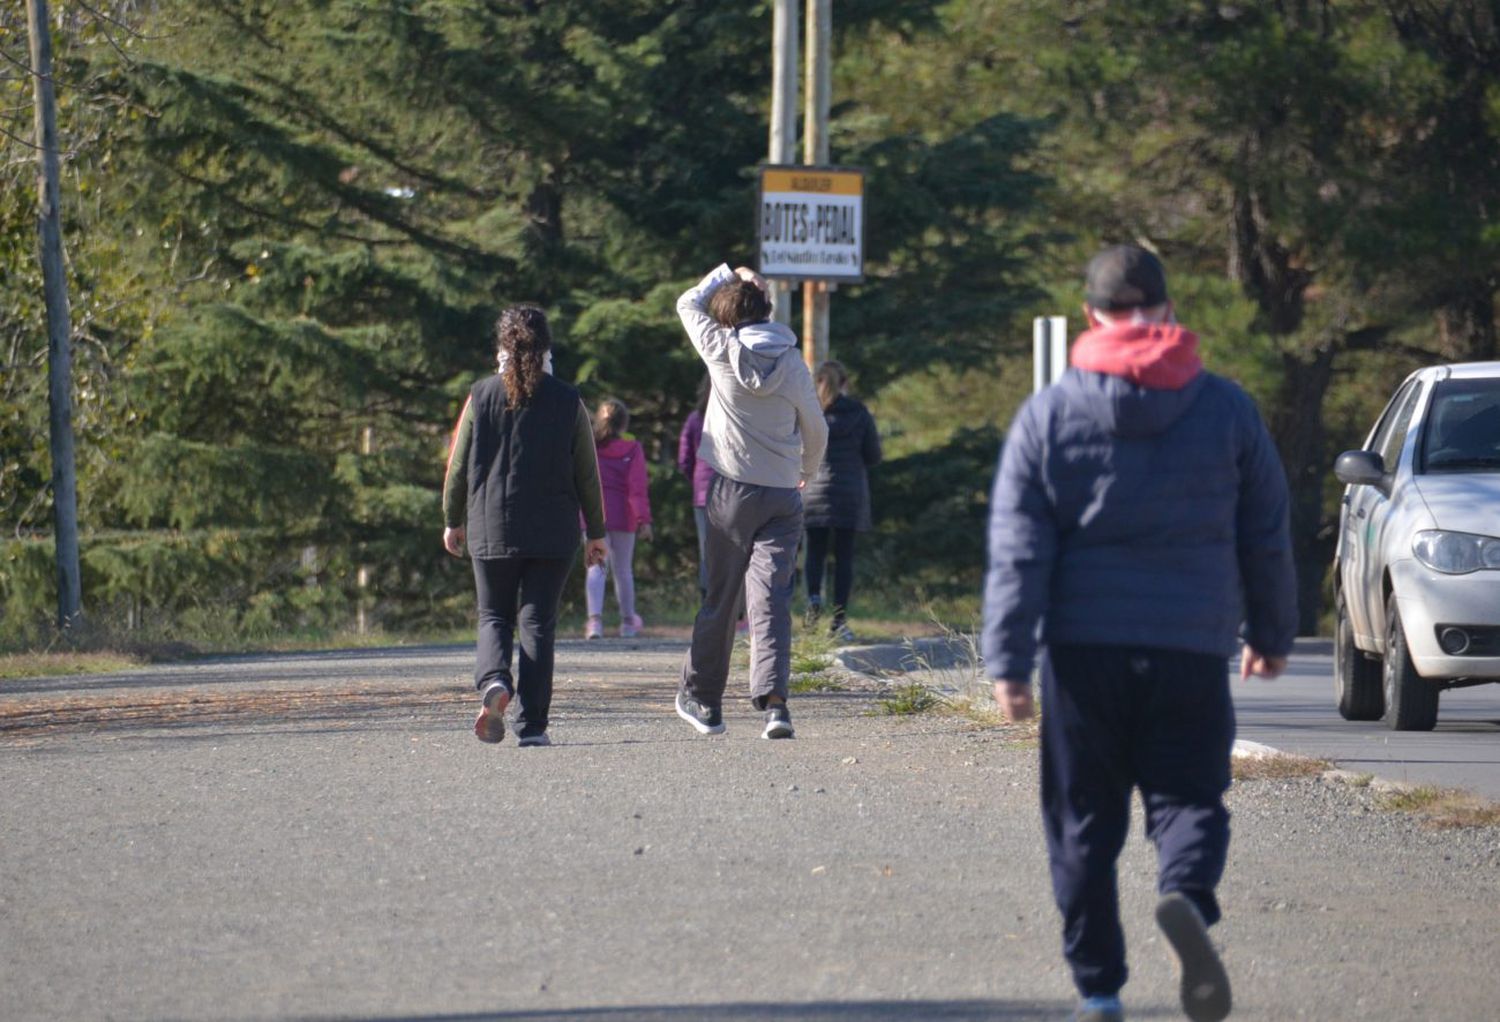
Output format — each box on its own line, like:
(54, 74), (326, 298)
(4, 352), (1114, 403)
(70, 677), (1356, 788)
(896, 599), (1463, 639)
(442, 305), (608, 746)
(802, 361), (882, 641)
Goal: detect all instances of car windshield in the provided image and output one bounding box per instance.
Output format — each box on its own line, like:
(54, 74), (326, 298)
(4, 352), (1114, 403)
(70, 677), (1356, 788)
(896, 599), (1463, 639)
(1419, 377), (1500, 473)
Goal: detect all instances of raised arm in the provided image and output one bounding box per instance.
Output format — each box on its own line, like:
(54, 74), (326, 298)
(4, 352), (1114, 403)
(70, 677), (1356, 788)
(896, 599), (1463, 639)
(676, 264), (737, 360)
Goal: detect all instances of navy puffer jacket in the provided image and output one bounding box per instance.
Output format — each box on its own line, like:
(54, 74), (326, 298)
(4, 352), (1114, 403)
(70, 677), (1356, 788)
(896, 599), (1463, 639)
(982, 364), (1297, 681)
(802, 395), (882, 531)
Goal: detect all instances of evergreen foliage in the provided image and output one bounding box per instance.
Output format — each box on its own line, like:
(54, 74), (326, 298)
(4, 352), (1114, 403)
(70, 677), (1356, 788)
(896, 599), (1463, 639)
(2, 1), (1498, 646)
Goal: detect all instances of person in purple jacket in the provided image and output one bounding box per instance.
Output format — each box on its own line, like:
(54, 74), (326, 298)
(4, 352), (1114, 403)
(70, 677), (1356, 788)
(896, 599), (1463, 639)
(677, 374), (717, 601)
(982, 245), (1297, 1022)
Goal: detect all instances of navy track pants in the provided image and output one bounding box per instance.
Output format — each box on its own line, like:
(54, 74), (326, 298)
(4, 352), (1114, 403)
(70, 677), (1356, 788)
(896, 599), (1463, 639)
(1039, 643), (1235, 998)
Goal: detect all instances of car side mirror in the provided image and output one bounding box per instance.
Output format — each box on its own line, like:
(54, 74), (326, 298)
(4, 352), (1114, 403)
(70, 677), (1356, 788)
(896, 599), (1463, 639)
(1334, 450), (1387, 487)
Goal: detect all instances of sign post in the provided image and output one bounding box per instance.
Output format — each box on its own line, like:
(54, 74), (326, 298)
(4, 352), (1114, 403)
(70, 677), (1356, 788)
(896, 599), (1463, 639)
(802, 0), (832, 368)
(1033, 316), (1069, 393)
(766, 0), (798, 325)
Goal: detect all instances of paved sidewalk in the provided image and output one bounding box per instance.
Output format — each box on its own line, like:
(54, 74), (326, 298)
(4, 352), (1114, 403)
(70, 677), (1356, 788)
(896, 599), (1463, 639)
(2, 638), (1498, 1020)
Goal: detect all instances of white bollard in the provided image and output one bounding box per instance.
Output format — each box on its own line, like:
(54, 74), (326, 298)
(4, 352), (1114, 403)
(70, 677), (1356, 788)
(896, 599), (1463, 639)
(1033, 316), (1068, 393)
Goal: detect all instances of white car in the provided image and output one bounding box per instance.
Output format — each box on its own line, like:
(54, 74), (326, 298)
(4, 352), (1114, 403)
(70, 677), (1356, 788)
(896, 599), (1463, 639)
(1332, 361), (1500, 731)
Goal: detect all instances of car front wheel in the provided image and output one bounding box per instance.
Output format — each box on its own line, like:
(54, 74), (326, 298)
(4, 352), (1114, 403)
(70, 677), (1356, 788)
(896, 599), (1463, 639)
(1335, 594), (1384, 720)
(1383, 596), (1440, 732)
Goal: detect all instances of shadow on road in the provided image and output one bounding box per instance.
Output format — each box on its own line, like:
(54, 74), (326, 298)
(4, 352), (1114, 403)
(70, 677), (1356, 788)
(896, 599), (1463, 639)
(306, 1000), (1154, 1022)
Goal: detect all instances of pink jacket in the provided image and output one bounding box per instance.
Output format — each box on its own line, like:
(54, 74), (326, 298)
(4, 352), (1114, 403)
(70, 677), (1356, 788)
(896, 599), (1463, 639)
(595, 437), (652, 532)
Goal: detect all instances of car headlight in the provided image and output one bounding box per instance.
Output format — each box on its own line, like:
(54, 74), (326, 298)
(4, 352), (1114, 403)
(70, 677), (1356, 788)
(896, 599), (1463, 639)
(1412, 530), (1500, 574)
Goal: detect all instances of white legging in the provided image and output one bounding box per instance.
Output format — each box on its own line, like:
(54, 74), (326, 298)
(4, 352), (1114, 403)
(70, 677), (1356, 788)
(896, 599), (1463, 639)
(585, 530), (637, 620)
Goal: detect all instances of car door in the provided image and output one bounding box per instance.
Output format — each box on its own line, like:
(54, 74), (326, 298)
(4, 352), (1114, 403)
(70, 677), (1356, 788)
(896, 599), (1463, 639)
(1360, 380), (1425, 651)
(1342, 379), (1418, 645)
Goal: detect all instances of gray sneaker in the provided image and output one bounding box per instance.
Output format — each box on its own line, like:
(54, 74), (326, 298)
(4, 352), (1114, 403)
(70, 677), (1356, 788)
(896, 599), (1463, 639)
(675, 689), (725, 735)
(516, 732), (551, 748)
(1156, 893), (1231, 1022)
(762, 703), (794, 739)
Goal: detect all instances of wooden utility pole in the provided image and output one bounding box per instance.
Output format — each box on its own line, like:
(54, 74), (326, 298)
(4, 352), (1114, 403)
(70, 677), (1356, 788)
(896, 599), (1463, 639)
(768, 0), (799, 326)
(802, 0), (831, 370)
(27, 0), (83, 630)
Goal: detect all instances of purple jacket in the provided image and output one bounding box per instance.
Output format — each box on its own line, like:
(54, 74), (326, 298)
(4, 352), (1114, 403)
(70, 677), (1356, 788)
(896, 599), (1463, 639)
(676, 410), (715, 507)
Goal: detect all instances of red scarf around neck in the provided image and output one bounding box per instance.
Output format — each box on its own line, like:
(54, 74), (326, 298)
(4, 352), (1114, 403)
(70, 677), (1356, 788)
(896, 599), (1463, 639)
(1070, 322), (1203, 390)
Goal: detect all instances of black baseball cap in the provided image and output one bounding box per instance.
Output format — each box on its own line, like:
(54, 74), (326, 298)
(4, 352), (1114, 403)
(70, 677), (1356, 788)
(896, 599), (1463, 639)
(1084, 244), (1168, 311)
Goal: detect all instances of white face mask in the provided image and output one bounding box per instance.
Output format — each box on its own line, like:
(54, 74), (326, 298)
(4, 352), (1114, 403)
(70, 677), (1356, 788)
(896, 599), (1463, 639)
(496, 349), (554, 375)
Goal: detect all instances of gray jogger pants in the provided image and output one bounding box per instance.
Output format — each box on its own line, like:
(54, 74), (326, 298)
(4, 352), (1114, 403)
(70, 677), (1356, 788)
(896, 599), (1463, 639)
(681, 475), (802, 710)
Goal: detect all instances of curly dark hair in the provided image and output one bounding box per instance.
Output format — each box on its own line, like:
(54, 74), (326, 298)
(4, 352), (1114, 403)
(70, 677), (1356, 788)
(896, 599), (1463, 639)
(708, 279), (773, 329)
(495, 304), (552, 406)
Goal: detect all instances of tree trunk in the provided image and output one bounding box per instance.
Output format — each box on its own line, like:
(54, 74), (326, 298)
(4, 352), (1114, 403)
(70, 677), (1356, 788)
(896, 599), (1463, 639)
(1268, 343), (1338, 636)
(1228, 172), (1312, 336)
(524, 174), (563, 248)
(1229, 169), (1328, 635)
(1436, 280), (1498, 363)
(27, 0), (83, 631)
(521, 171), (565, 303)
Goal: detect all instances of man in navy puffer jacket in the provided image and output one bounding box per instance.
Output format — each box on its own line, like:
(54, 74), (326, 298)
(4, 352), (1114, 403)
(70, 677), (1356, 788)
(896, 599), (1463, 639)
(982, 245), (1296, 1022)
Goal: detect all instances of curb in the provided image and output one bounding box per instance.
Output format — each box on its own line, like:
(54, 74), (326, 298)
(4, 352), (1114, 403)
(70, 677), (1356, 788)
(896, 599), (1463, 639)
(838, 641), (1425, 797)
(835, 634), (1335, 678)
(830, 635), (978, 676)
(1233, 739), (1424, 795)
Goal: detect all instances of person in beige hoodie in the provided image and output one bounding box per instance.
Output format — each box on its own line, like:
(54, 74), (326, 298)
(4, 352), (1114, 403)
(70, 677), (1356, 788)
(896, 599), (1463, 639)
(673, 263), (828, 740)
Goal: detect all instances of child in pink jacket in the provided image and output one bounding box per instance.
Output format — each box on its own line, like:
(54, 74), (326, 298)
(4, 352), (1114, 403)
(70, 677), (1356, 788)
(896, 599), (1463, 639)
(586, 399), (653, 638)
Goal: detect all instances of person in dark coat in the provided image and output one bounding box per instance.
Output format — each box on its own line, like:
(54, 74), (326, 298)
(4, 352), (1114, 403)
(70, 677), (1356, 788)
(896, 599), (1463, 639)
(982, 246), (1297, 1022)
(802, 360), (882, 641)
(442, 304), (608, 747)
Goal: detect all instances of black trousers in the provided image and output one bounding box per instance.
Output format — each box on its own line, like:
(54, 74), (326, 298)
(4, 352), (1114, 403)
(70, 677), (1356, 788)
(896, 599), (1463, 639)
(472, 554), (574, 738)
(804, 525), (855, 623)
(1040, 644), (1235, 998)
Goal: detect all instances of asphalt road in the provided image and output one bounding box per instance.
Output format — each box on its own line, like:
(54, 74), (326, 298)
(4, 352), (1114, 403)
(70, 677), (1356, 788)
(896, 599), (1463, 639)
(855, 636), (1500, 802)
(1231, 639), (1500, 800)
(3, 639), (1499, 1022)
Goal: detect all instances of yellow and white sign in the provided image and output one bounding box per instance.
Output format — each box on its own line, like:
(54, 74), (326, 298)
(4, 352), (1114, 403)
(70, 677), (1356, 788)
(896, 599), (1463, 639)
(757, 166), (864, 282)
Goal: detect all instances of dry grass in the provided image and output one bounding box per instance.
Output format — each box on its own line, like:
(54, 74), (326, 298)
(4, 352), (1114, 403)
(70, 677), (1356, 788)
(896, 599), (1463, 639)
(1379, 786), (1500, 830)
(1232, 752), (1332, 781)
(789, 670), (847, 694)
(0, 652), (145, 681)
(872, 681), (943, 716)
